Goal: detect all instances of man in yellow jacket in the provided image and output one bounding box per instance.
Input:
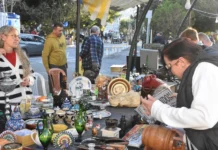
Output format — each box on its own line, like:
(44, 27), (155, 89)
(42, 23), (67, 94)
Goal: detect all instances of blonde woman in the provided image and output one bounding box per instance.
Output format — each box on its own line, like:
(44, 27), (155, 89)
(0, 25), (35, 111)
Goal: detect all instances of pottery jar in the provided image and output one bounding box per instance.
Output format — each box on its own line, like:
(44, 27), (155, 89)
(142, 125), (185, 150)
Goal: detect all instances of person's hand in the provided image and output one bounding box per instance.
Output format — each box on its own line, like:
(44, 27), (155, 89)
(169, 93), (178, 98)
(172, 128), (184, 142)
(141, 94), (156, 115)
(79, 56), (82, 61)
(0, 48), (6, 55)
(20, 77), (30, 87)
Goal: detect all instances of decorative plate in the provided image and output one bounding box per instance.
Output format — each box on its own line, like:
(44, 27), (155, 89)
(53, 131), (74, 149)
(69, 76), (92, 96)
(107, 78), (131, 96)
(92, 110), (111, 119)
(0, 130), (17, 142)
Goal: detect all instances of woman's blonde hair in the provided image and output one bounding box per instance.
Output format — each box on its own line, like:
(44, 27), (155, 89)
(0, 25), (31, 77)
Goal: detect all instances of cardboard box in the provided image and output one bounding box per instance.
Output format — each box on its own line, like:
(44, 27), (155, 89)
(101, 127), (121, 138)
(14, 129), (34, 147)
(110, 65), (126, 73)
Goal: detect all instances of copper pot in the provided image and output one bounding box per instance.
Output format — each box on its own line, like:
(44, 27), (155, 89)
(142, 125), (185, 150)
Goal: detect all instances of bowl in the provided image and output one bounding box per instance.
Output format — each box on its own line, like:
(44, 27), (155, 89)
(53, 124), (68, 133)
(105, 118), (118, 129)
(25, 118), (42, 130)
(3, 143), (22, 150)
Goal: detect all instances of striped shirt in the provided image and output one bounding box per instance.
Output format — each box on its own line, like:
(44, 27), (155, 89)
(0, 53), (35, 104)
(80, 34), (104, 70)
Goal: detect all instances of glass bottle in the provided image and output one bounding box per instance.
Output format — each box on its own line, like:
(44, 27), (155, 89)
(47, 93), (53, 109)
(119, 115), (126, 138)
(75, 109), (86, 142)
(0, 110), (6, 133)
(37, 111), (54, 150)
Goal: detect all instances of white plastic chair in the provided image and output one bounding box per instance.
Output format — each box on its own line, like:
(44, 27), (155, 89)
(31, 72), (47, 96)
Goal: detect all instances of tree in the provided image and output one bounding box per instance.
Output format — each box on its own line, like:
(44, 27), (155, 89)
(13, 1), (120, 34)
(150, 0), (187, 38)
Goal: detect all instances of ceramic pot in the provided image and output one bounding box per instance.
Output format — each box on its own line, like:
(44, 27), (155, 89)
(5, 107), (25, 131)
(65, 111), (76, 127)
(31, 131), (43, 147)
(54, 110), (66, 124)
(61, 98), (72, 111)
(142, 125), (185, 150)
(105, 119), (118, 129)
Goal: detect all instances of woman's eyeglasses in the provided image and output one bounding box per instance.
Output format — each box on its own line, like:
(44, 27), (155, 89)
(6, 34), (20, 39)
(165, 59), (179, 71)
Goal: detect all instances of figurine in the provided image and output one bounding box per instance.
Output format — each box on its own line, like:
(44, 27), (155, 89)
(95, 75), (110, 100)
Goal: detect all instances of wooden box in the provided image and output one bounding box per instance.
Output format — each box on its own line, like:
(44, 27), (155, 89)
(110, 65), (126, 73)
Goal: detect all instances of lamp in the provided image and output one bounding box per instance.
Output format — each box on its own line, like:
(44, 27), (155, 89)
(216, 17), (218, 23)
(185, 0), (191, 10)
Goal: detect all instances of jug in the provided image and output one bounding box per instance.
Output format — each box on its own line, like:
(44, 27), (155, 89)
(37, 111), (53, 150)
(31, 131), (43, 147)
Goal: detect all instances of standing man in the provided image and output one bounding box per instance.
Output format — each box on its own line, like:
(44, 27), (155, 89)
(42, 23), (67, 93)
(79, 25), (104, 84)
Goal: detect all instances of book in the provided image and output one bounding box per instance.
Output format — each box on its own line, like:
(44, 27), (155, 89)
(122, 124), (148, 148)
(135, 85), (176, 123)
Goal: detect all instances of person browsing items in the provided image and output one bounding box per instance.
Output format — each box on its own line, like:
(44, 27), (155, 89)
(141, 38), (218, 150)
(42, 23), (67, 94)
(79, 25), (104, 84)
(0, 25), (35, 111)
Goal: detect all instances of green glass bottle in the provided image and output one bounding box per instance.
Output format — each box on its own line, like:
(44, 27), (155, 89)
(37, 111), (53, 150)
(74, 109), (86, 142)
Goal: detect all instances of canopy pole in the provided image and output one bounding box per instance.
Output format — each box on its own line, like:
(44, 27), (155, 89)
(176, 0), (198, 37)
(75, 0), (81, 73)
(126, 0), (154, 80)
(133, 5), (140, 71)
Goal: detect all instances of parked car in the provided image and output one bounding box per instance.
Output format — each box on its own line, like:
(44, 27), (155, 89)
(111, 33), (122, 44)
(19, 34), (45, 56)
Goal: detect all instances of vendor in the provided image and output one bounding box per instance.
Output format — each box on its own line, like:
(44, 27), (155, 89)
(141, 38), (218, 149)
(0, 25), (35, 111)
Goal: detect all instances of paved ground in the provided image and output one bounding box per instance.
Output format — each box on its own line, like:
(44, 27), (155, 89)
(29, 42), (137, 93)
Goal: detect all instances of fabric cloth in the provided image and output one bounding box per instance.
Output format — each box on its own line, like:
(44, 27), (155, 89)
(42, 33), (67, 72)
(4, 51), (16, 67)
(80, 34), (104, 70)
(151, 52), (218, 150)
(0, 52), (35, 105)
(82, 0), (112, 26)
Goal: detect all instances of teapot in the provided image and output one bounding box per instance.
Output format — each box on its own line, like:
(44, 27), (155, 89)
(5, 106), (25, 131)
(31, 131), (43, 147)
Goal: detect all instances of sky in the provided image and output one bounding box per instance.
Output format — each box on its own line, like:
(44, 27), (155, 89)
(119, 7), (136, 20)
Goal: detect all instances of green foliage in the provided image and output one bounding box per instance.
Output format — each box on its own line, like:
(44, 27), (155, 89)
(119, 19), (134, 36)
(151, 0), (187, 38)
(14, 1), (120, 34)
